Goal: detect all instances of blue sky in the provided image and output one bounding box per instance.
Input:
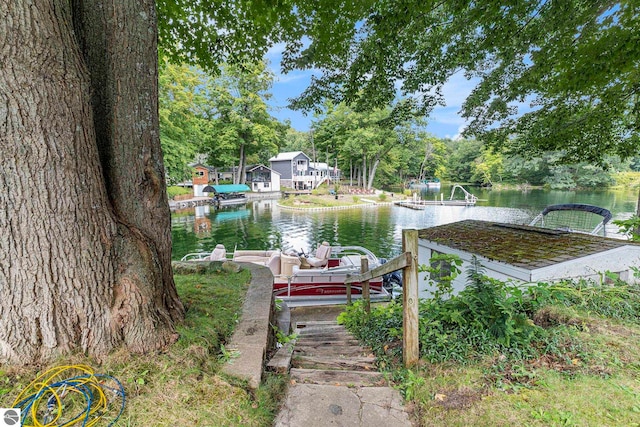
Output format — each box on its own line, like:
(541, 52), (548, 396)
(265, 44), (477, 140)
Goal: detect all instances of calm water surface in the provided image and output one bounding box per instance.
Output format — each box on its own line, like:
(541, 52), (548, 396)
(171, 186), (638, 260)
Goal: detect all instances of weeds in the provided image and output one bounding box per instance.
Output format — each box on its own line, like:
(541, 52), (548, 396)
(339, 254), (640, 425)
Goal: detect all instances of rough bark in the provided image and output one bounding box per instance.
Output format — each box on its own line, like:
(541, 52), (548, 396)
(0, 0), (183, 365)
(72, 0), (184, 350)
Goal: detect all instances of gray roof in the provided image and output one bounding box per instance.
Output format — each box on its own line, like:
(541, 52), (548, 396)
(269, 151), (310, 162)
(418, 220), (635, 270)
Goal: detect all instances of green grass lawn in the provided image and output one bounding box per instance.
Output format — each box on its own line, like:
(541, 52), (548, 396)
(406, 317), (640, 426)
(0, 269), (287, 427)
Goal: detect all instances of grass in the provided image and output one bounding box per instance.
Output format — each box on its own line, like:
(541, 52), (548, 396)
(0, 269), (287, 427)
(278, 193), (368, 208)
(405, 320), (640, 426)
(166, 185), (192, 199)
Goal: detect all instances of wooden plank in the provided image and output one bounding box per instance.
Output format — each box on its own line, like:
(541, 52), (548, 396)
(361, 256), (370, 313)
(296, 320), (339, 327)
(266, 341), (295, 373)
(290, 368), (387, 387)
(292, 354), (377, 371)
(402, 229), (420, 367)
(297, 326), (350, 335)
(294, 345), (370, 358)
(297, 337), (360, 346)
(345, 252), (411, 284)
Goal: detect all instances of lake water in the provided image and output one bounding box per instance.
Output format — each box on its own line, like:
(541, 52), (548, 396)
(171, 186), (638, 260)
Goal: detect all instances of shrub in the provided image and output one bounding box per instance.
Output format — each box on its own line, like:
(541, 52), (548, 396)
(167, 186), (192, 200)
(378, 193), (387, 202)
(340, 253), (640, 374)
(613, 215), (640, 241)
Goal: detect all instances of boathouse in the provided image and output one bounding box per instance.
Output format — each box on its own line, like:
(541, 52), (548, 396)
(416, 220), (640, 298)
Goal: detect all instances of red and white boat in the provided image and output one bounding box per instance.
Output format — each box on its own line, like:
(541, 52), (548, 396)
(181, 242), (393, 306)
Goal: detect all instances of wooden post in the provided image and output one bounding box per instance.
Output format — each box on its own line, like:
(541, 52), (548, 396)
(346, 279), (352, 306)
(360, 256), (370, 313)
(402, 229), (419, 367)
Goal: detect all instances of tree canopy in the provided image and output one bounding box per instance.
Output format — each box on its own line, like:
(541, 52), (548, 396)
(159, 0), (639, 165)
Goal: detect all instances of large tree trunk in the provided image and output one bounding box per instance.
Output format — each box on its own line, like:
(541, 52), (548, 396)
(0, 0), (183, 365)
(367, 158), (381, 190)
(237, 142), (245, 184)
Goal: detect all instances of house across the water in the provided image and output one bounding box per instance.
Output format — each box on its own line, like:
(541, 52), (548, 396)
(417, 220), (640, 298)
(269, 151), (339, 190)
(245, 164), (281, 193)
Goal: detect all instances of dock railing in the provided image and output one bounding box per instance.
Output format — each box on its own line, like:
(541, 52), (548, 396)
(345, 229), (420, 367)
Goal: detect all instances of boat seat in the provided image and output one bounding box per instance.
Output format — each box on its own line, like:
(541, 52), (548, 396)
(306, 242), (331, 267)
(266, 252), (281, 276)
(280, 254), (301, 276)
(233, 250), (280, 263)
(209, 244), (227, 261)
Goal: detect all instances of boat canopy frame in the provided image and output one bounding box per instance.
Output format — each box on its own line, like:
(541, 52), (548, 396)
(529, 203), (612, 236)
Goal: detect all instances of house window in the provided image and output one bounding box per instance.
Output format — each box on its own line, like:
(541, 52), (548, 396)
(195, 171), (204, 177)
(264, 182), (270, 188)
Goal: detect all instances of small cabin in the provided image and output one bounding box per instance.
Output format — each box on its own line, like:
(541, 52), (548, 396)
(191, 163), (214, 197)
(417, 220), (640, 298)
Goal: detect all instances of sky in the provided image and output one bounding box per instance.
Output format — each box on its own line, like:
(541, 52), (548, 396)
(265, 43), (477, 140)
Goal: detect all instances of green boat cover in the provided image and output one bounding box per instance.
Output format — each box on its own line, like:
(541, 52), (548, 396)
(212, 184), (250, 193)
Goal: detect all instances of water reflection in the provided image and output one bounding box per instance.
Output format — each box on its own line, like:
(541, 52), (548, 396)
(171, 187), (638, 260)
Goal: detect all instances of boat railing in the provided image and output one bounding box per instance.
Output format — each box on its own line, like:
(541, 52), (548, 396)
(181, 252), (210, 261)
(331, 245), (378, 259)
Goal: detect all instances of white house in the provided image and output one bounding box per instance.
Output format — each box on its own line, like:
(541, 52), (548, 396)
(245, 164), (281, 193)
(416, 220), (640, 299)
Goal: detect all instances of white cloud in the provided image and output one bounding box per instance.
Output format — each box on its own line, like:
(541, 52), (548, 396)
(266, 42), (287, 58)
(275, 70), (314, 84)
(450, 123), (468, 140)
(439, 72), (479, 108)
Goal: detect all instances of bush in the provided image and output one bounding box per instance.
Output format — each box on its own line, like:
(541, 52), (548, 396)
(167, 186), (192, 200)
(350, 258), (638, 369)
(378, 193), (387, 202)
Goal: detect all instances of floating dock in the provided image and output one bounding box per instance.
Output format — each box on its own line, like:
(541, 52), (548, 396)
(396, 184), (478, 210)
(396, 199), (475, 209)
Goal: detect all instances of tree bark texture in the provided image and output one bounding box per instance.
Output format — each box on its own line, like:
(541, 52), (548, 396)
(0, 0), (183, 365)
